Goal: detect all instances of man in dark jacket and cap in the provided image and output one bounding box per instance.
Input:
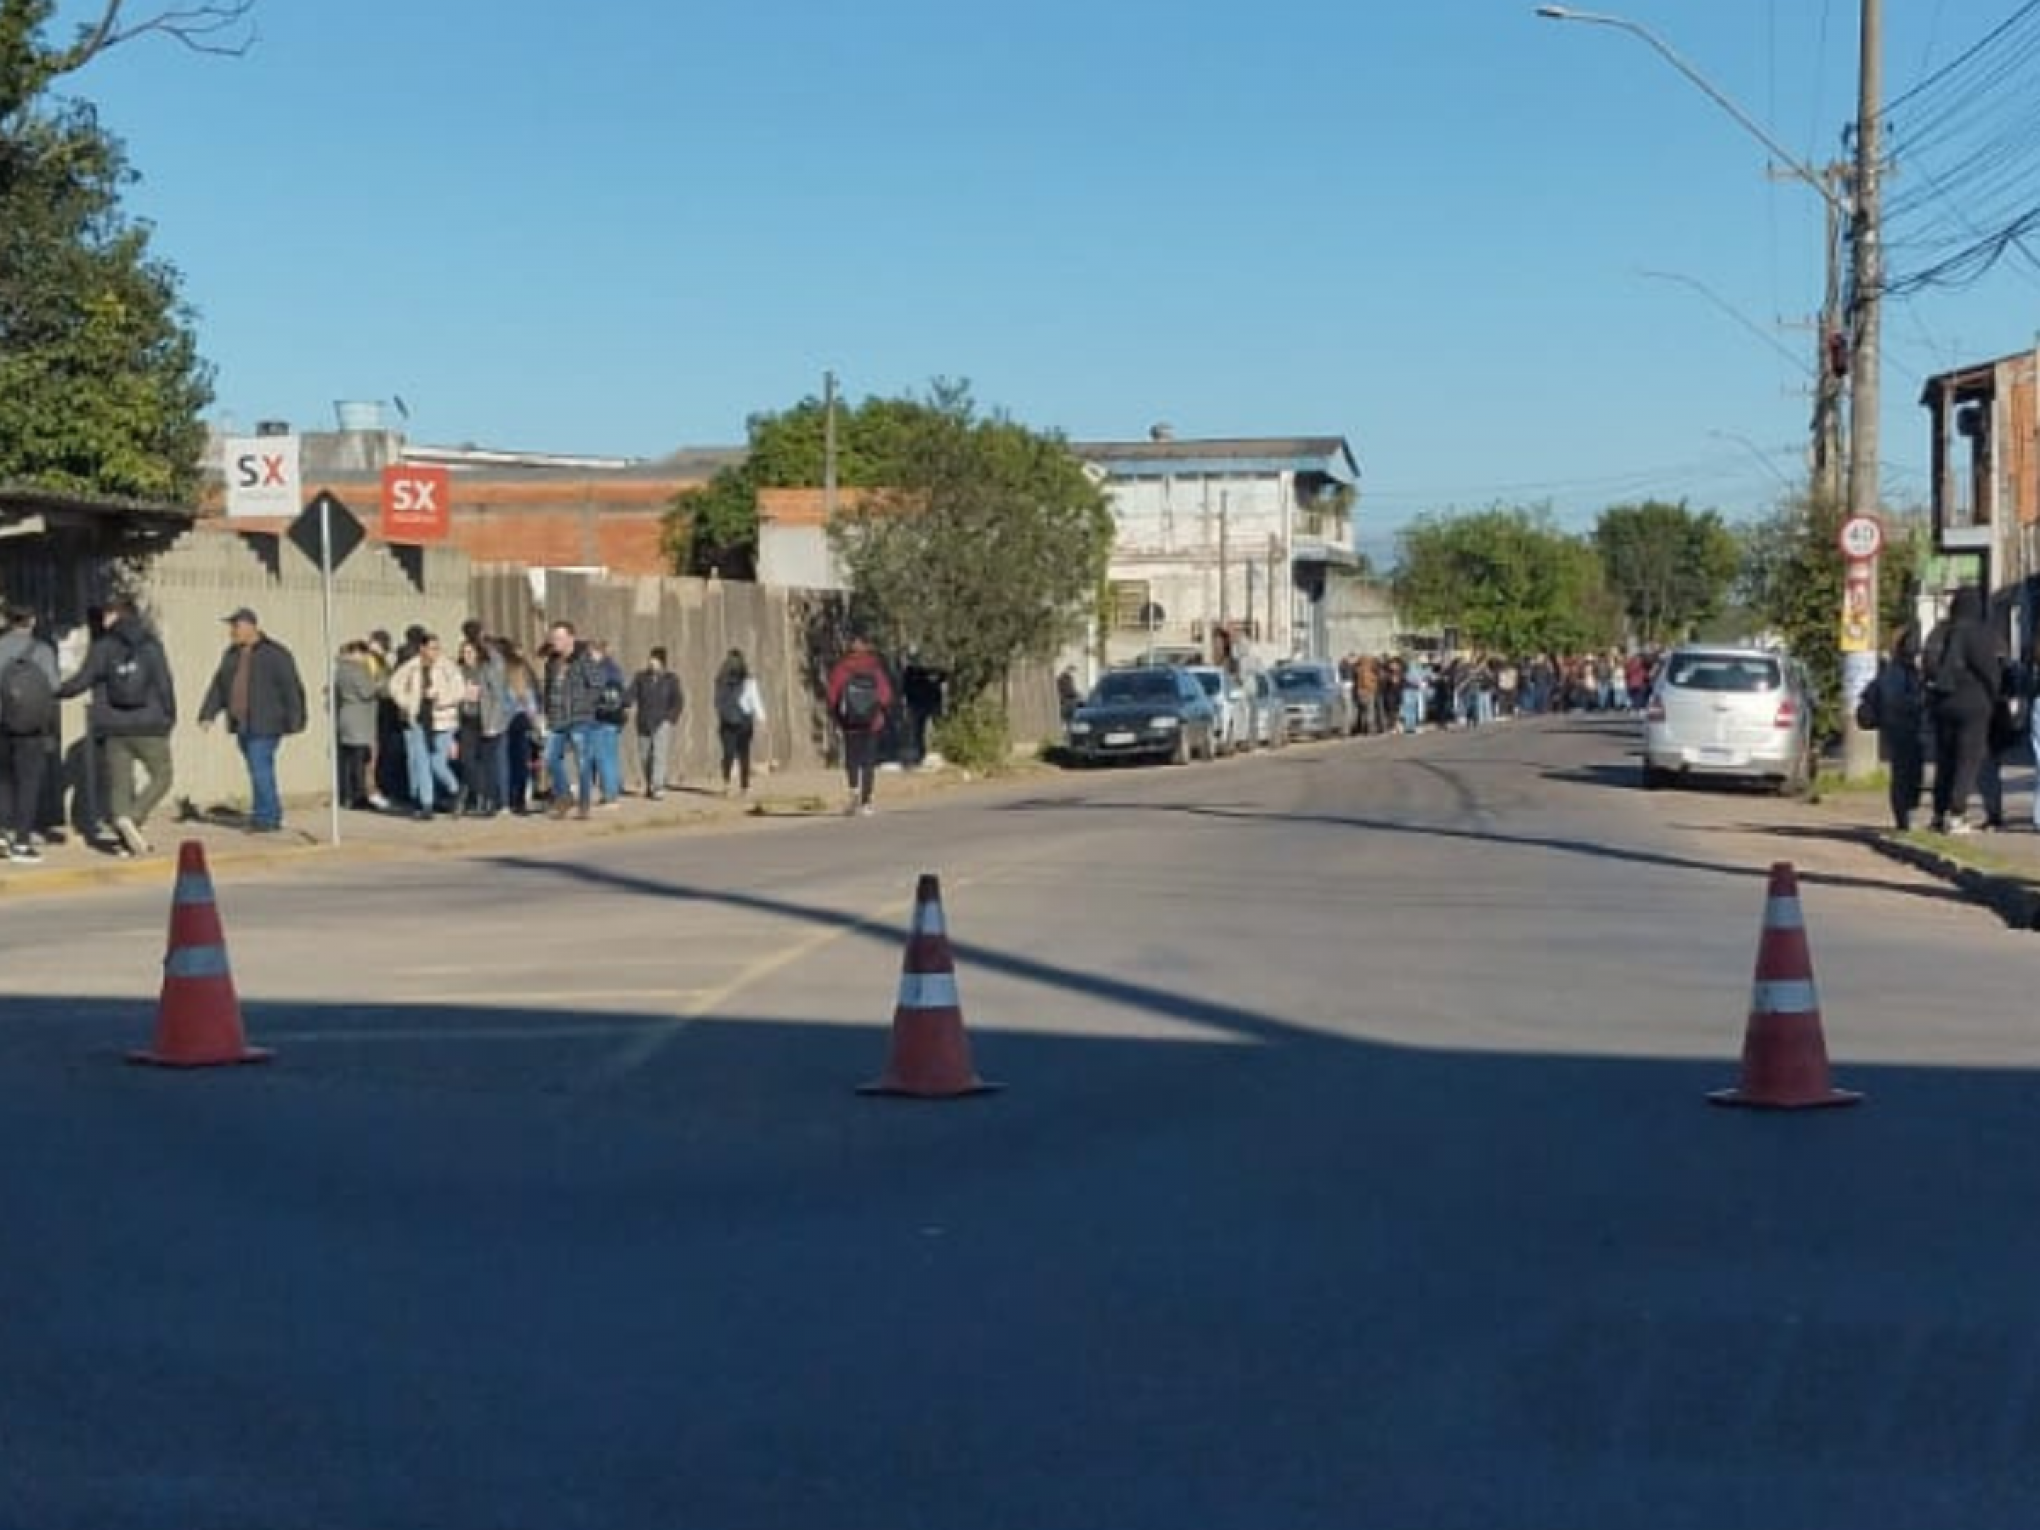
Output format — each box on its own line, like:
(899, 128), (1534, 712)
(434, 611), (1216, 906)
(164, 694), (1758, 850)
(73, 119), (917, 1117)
(198, 607), (307, 833)
(56, 597), (178, 856)
(1923, 585), (2003, 835)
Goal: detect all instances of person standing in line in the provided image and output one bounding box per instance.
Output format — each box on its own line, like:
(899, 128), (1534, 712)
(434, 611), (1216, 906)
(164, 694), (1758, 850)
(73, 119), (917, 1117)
(586, 637), (628, 808)
(826, 633), (895, 816)
(901, 650), (945, 768)
(55, 597), (178, 857)
(0, 606), (60, 863)
(386, 632), (465, 821)
(712, 648), (762, 799)
(1859, 627), (1927, 831)
(197, 608), (306, 834)
(497, 637), (541, 814)
(629, 646), (684, 798)
(541, 620), (600, 819)
(1923, 585), (2003, 835)
(334, 640), (382, 811)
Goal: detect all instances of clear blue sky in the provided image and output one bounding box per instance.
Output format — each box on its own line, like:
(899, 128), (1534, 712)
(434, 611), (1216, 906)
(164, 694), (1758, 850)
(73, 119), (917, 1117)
(58, 0), (2040, 561)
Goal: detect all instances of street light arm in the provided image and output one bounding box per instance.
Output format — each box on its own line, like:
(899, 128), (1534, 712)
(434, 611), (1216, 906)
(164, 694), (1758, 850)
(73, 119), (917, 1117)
(1535, 5), (1847, 217)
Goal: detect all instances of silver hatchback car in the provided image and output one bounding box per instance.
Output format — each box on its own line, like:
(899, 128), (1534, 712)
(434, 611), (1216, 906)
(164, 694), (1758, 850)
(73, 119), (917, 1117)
(1640, 645), (1816, 794)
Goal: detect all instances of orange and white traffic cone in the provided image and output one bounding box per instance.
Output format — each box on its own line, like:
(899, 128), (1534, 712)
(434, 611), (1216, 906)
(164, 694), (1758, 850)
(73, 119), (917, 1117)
(130, 841), (273, 1068)
(859, 873), (999, 1098)
(1709, 861), (1857, 1109)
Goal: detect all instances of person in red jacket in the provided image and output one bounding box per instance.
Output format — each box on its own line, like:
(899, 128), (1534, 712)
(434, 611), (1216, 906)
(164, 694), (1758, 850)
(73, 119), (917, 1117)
(825, 634), (895, 816)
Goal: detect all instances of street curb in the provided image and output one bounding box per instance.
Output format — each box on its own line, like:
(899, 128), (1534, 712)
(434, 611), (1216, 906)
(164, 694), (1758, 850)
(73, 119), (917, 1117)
(1861, 829), (2040, 931)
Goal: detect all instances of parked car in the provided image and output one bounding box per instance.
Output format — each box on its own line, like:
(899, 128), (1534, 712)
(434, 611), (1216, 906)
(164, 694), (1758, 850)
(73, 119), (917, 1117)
(1641, 644), (1815, 794)
(1270, 661), (1353, 740)
(1244, 668), (1289, 748)
(1185, 665), (1251, 755)
(1065, 666), (1219, 765)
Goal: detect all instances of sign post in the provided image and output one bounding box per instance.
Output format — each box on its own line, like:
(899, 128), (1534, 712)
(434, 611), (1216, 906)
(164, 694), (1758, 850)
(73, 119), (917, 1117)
(290, 491), (367, 848)
(1838, 515), (1884, 770)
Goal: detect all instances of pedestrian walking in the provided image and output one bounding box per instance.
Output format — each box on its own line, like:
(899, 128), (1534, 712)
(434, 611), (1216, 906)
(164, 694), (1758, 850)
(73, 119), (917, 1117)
(54, 597), (177, 856)
(901, 650), (944, 767)
(629, 646), (684, 798)
(1923, 586), (2003, 835)
(197, 607), (307, 834)
(713, 648), (762, 798)
(0, 605), (60, 863)
(826, 633), (895, 816)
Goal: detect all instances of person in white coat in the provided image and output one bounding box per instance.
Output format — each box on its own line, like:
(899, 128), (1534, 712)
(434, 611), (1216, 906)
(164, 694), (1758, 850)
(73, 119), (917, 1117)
(385, 632), (465, 819)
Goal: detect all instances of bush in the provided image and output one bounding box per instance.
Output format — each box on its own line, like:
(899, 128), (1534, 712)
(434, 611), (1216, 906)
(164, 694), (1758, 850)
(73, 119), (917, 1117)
(931, 694), (1012, 773)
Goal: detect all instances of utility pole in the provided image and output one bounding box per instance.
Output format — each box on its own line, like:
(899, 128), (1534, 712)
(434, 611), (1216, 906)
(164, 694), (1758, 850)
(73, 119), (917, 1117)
(1811, 162), (1849, 510)
(822, 370), (838, 524)
(1840, 0), (1883, 780)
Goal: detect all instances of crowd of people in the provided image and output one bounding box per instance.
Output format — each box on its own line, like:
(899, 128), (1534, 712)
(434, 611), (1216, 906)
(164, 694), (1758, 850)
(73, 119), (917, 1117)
(1335, 649), (1660, 736)
(0, 601), (930, 863)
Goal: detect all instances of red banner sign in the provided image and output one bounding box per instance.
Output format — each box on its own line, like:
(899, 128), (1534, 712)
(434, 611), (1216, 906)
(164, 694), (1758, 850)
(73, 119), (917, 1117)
(380, 465), (451, 543)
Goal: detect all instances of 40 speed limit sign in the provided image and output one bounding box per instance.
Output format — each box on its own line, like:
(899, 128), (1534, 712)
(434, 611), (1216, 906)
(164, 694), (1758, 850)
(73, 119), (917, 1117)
(1838, 515), (1884, 561)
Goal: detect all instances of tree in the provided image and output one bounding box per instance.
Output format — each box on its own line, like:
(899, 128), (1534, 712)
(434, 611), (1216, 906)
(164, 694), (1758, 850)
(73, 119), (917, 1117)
(827, 382), (1113, 753)
(1392, 505), (1621, 654)
(663, 392), (937, 578)
(1735, 494), (1927, 742)
(1593, 498), (1740, 646)
(0, 0), (248, 500)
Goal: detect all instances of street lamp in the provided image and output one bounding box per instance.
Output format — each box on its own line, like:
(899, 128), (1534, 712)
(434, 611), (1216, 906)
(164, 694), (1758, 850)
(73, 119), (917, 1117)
(1534, 7), (1845, 217)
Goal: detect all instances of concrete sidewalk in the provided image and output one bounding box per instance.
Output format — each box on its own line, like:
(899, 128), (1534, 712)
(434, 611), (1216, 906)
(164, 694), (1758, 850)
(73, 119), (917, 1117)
(0, 755), (999, 897)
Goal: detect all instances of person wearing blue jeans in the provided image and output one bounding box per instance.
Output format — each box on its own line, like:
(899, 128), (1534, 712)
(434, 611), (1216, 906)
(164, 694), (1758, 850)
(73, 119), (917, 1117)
(539, 620), (600, 819)
(198, 608), (307, 833)
(586, 638), (627, 806)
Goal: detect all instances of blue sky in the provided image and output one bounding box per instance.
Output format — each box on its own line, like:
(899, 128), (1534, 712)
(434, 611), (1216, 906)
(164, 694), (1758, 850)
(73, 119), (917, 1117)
(55, 0), (2040, 561)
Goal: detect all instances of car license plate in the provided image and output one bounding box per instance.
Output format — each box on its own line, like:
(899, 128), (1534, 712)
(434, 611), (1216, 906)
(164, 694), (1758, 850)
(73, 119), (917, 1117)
(1103, 731), (1136, 746)
(1696, 745), (1738, 764)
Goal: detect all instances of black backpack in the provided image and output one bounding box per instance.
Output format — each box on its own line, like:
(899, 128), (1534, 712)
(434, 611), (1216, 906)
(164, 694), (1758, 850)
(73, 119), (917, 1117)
(715, 674), (749, 727)
(837, 670), (881, 729)
(0, 652), (55, 735)
(105, 642), (150, 710)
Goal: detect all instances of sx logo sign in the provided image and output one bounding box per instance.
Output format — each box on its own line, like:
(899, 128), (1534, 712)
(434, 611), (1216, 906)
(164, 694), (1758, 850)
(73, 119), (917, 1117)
(388, 476), (438, 513)
(233, 453), (291, 488)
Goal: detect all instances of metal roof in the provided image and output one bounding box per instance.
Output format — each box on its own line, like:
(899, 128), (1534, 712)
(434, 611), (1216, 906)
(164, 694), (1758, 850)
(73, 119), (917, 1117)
(1070, 436), (1360, 485)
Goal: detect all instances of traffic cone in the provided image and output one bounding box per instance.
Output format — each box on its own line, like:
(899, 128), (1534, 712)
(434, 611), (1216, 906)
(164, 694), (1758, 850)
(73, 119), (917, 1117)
(1709, 861), (1857, 1109)
(129, 841), (273, 1068)
(859, 873), (1000, 1098)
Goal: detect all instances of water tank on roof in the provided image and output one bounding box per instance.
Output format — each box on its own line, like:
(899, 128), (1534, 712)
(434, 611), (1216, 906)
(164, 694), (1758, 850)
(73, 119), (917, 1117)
(335, 400), (383, 432)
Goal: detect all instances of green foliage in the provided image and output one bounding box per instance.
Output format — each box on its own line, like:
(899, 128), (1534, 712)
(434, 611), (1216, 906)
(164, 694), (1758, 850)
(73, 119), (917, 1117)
(1392, 504), (1621, 653)
(664, 390), (968, 578)
(1593, 498), (1741, 645)
(828, 381), (1114, 714)
(1736, 491), (1844, 738)
(930, 691), (1011, 773)
(0, 9), (215, 501)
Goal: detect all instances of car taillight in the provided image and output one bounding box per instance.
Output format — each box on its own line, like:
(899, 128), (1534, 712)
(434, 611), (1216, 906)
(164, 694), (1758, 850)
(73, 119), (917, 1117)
(1773, 697), (1798, 729)
(1646, 698), (1665, 723)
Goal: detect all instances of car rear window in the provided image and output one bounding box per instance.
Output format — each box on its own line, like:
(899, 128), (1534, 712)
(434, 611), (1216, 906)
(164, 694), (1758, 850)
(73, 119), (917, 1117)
(1666, 654), (1781, 692)
(1191, 672), (1222, 697)
(1096, 671), (1175, 702)
(1273, 668), (1324, 692)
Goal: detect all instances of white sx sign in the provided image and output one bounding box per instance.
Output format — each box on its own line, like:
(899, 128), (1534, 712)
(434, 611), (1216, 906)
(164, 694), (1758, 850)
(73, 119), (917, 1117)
(223, 434), (302, 518)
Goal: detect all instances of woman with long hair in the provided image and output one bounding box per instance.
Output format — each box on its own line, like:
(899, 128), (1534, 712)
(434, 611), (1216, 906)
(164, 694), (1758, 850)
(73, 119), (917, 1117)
(712, 648), (763, 797)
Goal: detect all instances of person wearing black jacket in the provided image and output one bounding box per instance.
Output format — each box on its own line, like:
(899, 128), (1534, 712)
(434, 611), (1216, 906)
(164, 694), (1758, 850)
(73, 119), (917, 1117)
(1923, 585), (2003, 835)
(55, 598), (177, 856)
(628, 646), (684, 798)
(198, 607), (308, 834)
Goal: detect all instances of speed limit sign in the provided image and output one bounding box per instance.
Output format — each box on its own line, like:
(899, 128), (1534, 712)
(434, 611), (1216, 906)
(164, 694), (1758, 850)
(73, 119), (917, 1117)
(1838, 516), (1883, 561)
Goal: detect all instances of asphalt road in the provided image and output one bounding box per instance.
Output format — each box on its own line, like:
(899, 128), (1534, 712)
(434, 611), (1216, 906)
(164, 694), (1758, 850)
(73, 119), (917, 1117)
(4, 716), (2036, 1529)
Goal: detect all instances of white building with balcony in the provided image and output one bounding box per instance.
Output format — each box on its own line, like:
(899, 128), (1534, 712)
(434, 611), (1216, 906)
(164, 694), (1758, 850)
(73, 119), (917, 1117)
(1072, 429), (1363, 668)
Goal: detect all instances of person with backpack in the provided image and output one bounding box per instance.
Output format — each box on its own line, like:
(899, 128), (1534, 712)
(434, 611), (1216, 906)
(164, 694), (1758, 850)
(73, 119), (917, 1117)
(826, 633), (895, 817)
(1857, 626), (1927, 831)
(0, 605), (61, 864)
(629, 646), (684, 799)
(197, 607), (308, 835)
(1922, 585), (2004, 835)
(713, 648), (763, 799)
(54, 597), (178, 857)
